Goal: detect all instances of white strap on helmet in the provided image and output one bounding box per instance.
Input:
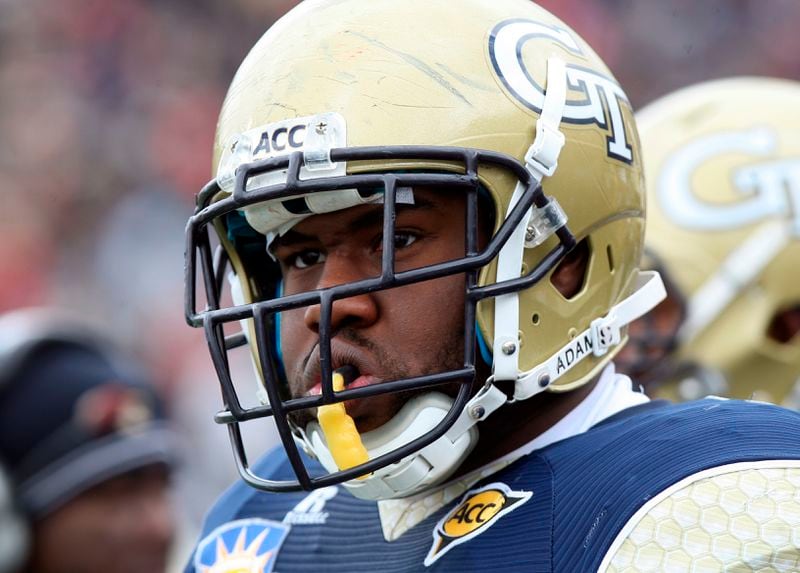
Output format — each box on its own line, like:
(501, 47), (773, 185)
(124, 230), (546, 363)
(493, 56), (568, 382)
(513, 270), (666, 400)
(440, 270), (667, 447)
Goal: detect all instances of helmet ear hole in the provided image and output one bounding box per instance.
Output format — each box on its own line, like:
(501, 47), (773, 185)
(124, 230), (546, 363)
(550, 238), (590, 300)
(767, 305), (800, 344)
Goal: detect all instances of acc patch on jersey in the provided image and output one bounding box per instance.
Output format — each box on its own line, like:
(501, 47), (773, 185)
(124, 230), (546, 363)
(194, 518), (290, 573)
(424, 482), (532, 566)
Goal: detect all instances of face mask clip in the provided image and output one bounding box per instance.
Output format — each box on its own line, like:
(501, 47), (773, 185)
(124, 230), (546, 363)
(303, 115), (343, 173)
(524, 198), (567, 248)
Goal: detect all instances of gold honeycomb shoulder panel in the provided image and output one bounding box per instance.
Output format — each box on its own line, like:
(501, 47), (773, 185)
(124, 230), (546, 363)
(601, 460), (800, 572)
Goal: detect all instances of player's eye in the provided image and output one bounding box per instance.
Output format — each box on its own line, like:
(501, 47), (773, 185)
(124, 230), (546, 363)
(290, 249), (326, 269)
(375, 231), (419, 253)
(393, 231), (418, 250)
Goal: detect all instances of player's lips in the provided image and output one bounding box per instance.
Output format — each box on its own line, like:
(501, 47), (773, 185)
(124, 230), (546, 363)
(303, 361), (384, 422)
(297, 345), (391, 423)
(306, 372), (381, 397)
(300, 345), (378, 394)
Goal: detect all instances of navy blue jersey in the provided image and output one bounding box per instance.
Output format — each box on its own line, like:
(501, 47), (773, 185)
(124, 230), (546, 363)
(186, 399), (800, 572)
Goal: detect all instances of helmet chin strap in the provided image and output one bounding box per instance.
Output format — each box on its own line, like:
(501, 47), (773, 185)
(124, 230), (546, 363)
(512, 270), (666, 398)
(492, 56), (569, 383)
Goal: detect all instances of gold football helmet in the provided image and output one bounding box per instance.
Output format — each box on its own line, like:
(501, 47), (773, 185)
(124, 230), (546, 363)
(630, 77), (800, 406)
(185, 0), (663, 498)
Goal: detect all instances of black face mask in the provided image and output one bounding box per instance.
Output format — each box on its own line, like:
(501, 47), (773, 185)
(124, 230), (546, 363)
(185, 145), (576, 493)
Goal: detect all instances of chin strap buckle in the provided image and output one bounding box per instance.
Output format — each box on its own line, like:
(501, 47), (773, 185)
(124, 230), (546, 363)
(523, 56), (567, 181)
(524, 120), (566, 179)
(590, 314), (621, 357)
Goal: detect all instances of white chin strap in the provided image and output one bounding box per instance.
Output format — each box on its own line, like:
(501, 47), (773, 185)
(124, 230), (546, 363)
(492, 56), (569, 383)
(512, 270), (665, 398)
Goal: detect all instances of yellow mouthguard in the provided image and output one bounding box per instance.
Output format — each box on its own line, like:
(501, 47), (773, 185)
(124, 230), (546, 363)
(317, 371), (370, 477)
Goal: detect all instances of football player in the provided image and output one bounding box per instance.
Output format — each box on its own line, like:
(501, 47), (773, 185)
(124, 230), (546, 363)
(184, 2), (800, 571)
(616, 77), (800, 408)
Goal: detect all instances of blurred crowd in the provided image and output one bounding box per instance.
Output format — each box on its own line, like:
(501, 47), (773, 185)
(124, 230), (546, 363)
(1, 0), (800, 570)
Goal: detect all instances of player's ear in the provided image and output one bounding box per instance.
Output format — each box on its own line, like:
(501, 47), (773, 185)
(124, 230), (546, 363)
(550, 238), (589, 299)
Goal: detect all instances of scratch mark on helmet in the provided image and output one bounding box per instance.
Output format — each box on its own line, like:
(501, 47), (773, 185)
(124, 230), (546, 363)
(346, 31), (472, 107)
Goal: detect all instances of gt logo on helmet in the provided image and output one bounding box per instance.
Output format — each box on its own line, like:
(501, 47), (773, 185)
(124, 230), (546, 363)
(658, 127), (800, 235)
(489, 19), (634, 163)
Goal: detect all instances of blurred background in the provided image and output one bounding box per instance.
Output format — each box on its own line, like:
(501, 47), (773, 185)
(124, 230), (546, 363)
(1, 0), (799, 569)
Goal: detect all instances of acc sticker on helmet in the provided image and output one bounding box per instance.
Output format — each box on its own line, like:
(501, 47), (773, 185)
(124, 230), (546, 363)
(424, 483), (532, 566)
(193, 518), (290, 573)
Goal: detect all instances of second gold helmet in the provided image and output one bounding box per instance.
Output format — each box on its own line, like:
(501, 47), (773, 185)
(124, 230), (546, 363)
(632, 77), (800, 406)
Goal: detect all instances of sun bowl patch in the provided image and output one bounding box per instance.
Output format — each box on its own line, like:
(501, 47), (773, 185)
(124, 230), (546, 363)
(424, 482), (532, 566)
(194, 518), (290, 573)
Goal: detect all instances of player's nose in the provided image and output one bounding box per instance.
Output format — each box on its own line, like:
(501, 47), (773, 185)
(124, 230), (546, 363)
(303, 251), (379, 334)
